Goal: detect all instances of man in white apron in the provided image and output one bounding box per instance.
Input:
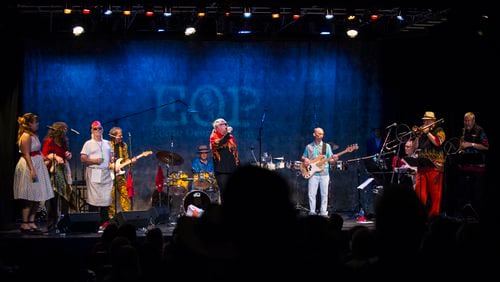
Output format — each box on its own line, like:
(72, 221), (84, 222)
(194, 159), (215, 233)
(81, 120), (113, 229)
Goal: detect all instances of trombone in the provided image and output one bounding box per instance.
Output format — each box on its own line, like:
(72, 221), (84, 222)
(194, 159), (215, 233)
(383, 118), (444, 151)
(411, 118), (444, 137)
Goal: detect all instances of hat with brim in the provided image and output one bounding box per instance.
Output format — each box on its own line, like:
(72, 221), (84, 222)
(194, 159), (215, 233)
(197, 145), (211, 153)
(421, 111), (436, 120)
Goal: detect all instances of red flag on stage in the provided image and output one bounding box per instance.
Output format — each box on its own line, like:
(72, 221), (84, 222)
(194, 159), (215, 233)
(126, 170), (134, 199)
(155, 165), (164, 193)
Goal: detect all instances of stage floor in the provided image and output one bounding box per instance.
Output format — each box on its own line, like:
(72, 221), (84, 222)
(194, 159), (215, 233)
(0, 211), (374, 240)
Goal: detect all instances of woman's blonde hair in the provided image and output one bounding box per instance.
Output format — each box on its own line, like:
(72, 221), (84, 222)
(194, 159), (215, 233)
(17, 113), (38, 144)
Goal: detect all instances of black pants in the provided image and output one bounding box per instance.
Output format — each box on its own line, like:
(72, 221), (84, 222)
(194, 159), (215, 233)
(88, 205), (110, 224)
(215, 173), (231, 202)
(456, 170), (485, 218)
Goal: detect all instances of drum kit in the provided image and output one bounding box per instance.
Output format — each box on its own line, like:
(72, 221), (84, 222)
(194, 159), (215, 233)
(155, 150), (219, 218)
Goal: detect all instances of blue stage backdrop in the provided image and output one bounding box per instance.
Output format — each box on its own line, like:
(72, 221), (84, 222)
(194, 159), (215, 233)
(22, 39), (382, 211)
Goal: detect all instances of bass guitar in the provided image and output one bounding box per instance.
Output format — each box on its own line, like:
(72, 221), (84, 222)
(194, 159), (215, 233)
(111, 151), (153, 180)
(300, 144), (359, 179)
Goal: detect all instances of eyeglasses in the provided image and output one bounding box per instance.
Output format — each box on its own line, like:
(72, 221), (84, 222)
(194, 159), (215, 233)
(92, 127), (103, 131)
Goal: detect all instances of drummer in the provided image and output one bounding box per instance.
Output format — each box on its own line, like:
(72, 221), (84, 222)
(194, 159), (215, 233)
(191, 145), (215, 191)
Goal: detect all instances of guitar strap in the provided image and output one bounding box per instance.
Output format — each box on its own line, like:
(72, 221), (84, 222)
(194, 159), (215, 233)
(322, 142), (327, 155)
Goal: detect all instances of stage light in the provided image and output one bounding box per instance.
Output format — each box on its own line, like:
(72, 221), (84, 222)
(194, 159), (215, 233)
(185, 26), (196, 36)
(325, 9), (334, 20)
(346, 28), (358, 38)
(72, 25), (85, 36)
(82, 8), (91, 15)
(292, 7), (301, 20)
(163, 7), (172, 17)
(103, 6), (112, 16)
(243, 7), (252, 18)
(123, 6), (131, 16)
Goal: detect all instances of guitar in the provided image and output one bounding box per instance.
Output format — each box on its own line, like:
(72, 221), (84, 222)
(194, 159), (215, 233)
(111, 151), (153, 180)
(300, 144), (359, 179)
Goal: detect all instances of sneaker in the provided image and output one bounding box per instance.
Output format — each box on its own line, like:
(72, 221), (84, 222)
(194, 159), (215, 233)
(356, 216), (367, 222)
(98, 221), (110, 233)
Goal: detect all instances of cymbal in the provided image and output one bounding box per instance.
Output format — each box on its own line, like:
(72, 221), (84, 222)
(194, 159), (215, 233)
(156, 151), (183, 166)
(329, 142), (340, 150)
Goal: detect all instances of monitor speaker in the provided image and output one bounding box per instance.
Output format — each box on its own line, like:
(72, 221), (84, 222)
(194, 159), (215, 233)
(58, 212), (101, 233)
(115, 210), (152, 228)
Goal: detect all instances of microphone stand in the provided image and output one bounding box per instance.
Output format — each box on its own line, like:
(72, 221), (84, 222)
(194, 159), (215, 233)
(128, 132), (134, 211)
(102, 99), (190, 125)
(258, 110), (266, 165)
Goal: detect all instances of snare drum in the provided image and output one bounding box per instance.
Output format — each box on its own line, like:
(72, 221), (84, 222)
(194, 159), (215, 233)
(168, 171), (189, 196)
(193, 172), (214, 191)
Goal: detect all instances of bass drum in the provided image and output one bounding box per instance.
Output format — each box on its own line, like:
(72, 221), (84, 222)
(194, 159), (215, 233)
(192, 172), (215, 191)
(183, 190), (211, 213)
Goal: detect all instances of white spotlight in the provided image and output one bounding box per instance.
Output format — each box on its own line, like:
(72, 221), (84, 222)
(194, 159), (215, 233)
(346, 29), (358, 38)
(72, 25), (85, 36)
(185, 27), (196, 36)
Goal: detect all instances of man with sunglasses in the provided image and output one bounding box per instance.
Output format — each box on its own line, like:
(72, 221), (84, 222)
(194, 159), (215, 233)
(80, 120), (113, 230)
(210, 118), (240, 202)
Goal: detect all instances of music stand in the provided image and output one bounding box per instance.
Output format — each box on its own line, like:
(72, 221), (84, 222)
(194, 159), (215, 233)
(403, 157), (435, 169)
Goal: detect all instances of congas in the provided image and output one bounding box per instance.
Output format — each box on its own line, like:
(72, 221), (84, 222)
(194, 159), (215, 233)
(192, 172), (214, 191)
(183, 190), (211, 213)
(168, 171), (189, 196)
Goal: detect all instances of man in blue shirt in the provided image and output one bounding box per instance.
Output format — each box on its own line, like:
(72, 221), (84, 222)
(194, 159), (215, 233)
(191, 145), (215, 191)
(301, 128), (339, 216)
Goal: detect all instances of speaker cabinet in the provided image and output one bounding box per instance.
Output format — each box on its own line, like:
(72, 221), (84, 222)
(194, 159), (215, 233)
(115, 210), (152, 228)
(58, 212), (101, 233)
(149, 206), (170, 224)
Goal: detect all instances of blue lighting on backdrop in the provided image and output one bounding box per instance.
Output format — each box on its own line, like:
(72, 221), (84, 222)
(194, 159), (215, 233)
(22, 39), (382, 210)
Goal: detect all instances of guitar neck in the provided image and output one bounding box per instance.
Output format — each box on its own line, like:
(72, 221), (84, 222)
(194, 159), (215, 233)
(118, 154), (145, 169)
(335, 149), (350, 158)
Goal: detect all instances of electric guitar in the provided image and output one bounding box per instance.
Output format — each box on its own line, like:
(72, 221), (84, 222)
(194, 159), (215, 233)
(111, 151), (153, 180)
(300, 144), (359, 179)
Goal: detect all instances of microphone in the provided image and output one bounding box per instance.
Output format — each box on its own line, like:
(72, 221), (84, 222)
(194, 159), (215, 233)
(170, 136), (174, 148)
(128, 132), (131, 137)
(385, 122), (397, 130)
(261, 109), (267, 124)
(70, 128), (80, 135)
(109, 134), (118, 138)
(47, 125), (56, 130)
